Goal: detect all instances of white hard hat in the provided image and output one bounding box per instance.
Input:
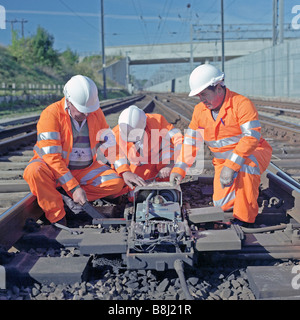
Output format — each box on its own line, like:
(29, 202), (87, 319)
(118, 105), (147, 142)
(63, 75), (100, 113)
(188, 64), (225, 97)
(118, 105), (146, 130)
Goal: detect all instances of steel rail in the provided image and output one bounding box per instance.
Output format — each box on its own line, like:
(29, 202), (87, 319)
(0, 95), (150, 249)
(0, 94), (300, 260)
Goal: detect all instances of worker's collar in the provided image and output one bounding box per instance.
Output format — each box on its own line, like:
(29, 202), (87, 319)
(65, 99), (87, 130)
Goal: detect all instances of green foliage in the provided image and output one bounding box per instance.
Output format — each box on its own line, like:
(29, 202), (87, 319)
(2, 25), (130, 103)
(60, 47), (79, 67)
(8, 30), (34, 65)
(8, 26), (60, 68)
(31, 26), (59, 67)
(0, 45), (63, 86)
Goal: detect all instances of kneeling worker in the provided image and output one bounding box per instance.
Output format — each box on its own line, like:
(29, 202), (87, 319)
(170, 64), (272, 225)
(23, 75), (124, 224)
(112, 105), (183, 197)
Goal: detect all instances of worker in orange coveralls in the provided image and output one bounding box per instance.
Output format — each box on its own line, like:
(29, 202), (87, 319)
(170, 64), (272, 226)
(23, 75), (123, 224)
(112, 105), (183, 198)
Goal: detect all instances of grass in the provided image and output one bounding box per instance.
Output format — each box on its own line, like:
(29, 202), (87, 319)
(0, 90), (131, 120)
(0, 96), (59, 120)
(0, 45), (131, 120)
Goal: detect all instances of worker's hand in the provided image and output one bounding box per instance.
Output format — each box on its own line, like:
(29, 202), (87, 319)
(169, 172), (183, 185)
(122, 171), (146, 189)
(158, 166), (172, 179)
(72, 187), (87, 205)
(220, 166), (237, 188)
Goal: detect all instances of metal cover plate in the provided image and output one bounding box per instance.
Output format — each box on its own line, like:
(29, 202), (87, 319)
(79, 232), (127, 255)
(195, 228), (241, 251)
(188, 206), (224, 223)
(247, 265), (300, 299)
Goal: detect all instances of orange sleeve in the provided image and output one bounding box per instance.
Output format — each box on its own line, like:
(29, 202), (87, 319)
(35, 106), (79, 192)
(111, 125), (131, 175)
(224, 96), (261, 171)
(171, 105), (204, 178)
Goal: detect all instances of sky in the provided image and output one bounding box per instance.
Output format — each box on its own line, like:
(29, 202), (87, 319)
(0, 0), (299, 80)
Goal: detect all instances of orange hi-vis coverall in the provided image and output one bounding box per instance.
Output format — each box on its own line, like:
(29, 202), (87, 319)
(23, 97), (123, 223)
(171, 88), (272, 223)
(112, 113), (183, 195)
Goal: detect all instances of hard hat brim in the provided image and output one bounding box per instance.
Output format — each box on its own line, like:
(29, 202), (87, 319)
(188, 74), (225, 97)
(188, 83), (209, 97)
(70, 99), (99, 113)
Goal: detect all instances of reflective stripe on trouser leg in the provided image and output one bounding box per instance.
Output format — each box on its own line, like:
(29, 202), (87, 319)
(213, 159), (261, 223)
(23, 159), (66, 223)
(71, 162), (124, 201)
(232, 171), (260, 223)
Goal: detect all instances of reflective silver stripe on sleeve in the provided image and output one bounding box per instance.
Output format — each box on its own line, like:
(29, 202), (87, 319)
(239, 154), (260, 175)
(114, 158), (129, 169)
(240, 121), (261, 140)
(34, 145), (62, 156)
(240, 164), (260, 175)
(167, 128), (181, 139)
(243, 129), (261, 140)
(57, 171), (74, 185)
(185, 128), (198, 138)
(213, 150), (233, 160)
(205, 134), (242, 148)
(91, 173), (121, 186)
(240, 120), (261, 131)
(229, 152), (245, 166)
(183, 137), (197, 146)
(37, 132), (61, 141)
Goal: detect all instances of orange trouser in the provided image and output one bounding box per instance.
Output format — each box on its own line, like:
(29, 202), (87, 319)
(212, 141), (272, 223)
(23, 159), (124, 223)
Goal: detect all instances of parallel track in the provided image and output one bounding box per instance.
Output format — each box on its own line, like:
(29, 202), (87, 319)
(0, 93), (300, 301)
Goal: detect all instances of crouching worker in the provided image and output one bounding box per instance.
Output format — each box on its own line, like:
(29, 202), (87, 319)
(23, 75), (124, 224)
(170, 64), (272, 226)
(112, 105), (183, 199)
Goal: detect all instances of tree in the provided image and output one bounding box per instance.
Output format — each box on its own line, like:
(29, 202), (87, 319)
(60, 47), (79, 67)
(8, 26), (59, 68)
(8, 30), (33, 65)
(31, 26), (59, 67)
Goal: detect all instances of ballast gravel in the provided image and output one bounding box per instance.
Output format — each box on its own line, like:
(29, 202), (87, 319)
(0, 179), (296, 300)
(2, 250), (295, 300)
(0, 259), (258, 300)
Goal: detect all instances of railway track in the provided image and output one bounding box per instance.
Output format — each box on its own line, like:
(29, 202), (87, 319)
(0, 93), (300, 301)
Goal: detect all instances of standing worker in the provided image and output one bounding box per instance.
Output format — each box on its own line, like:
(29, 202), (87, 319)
(23, 75), (124, 224)
(170, 64), (272, 225)
(112, 105), (183, 197)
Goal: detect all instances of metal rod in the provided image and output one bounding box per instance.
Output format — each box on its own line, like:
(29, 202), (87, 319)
(174, 259), (194, 300)
(100, 0), (107, 99)
(221, 0), (225, 72)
